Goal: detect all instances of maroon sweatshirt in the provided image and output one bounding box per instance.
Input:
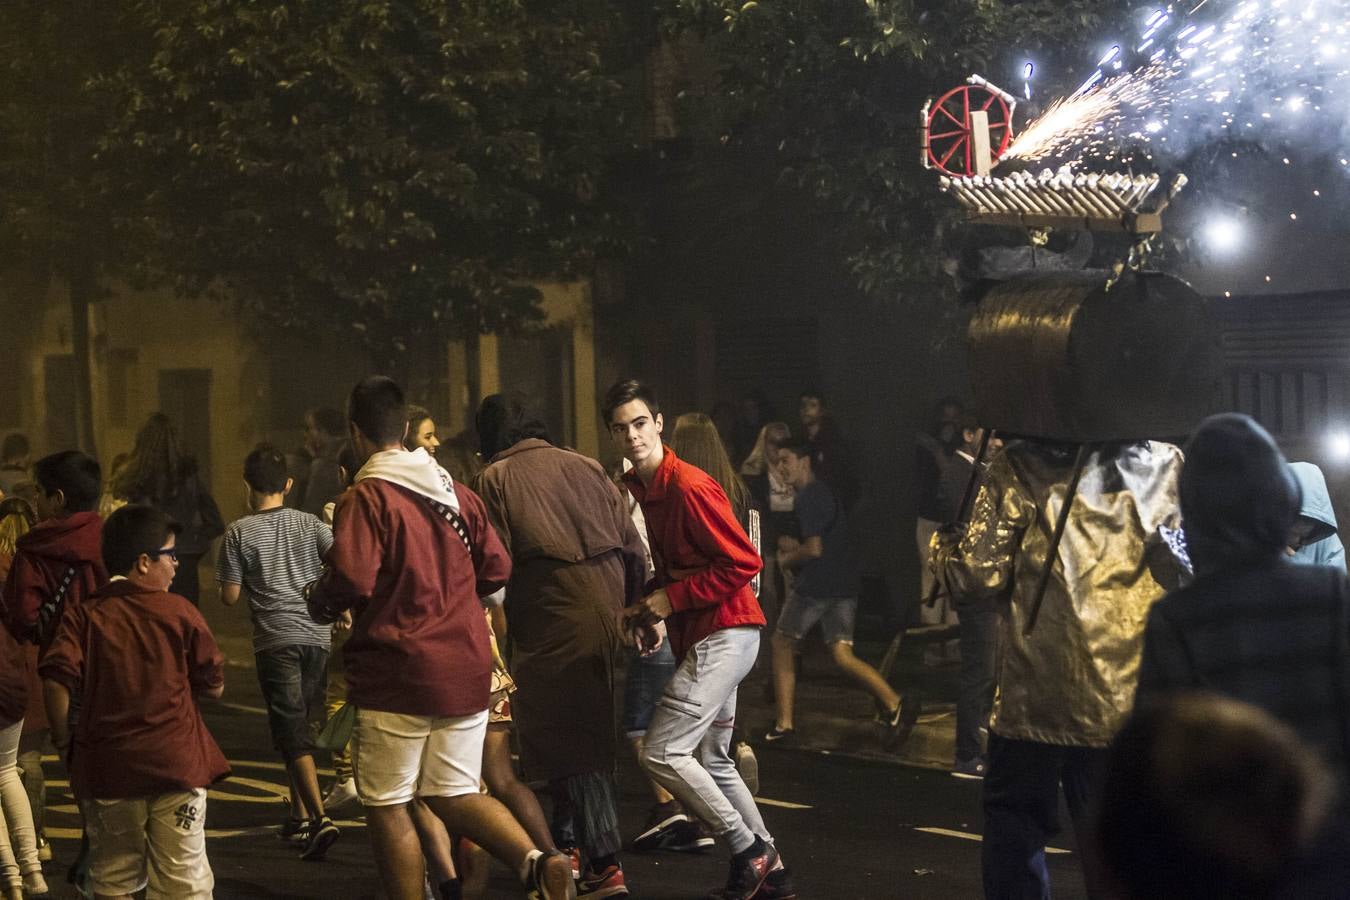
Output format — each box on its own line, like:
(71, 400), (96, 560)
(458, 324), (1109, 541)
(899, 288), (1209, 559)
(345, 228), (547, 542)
(40, 580), (230, 799)
(312, 479), (512, 717)
(2, 511), (107, 653)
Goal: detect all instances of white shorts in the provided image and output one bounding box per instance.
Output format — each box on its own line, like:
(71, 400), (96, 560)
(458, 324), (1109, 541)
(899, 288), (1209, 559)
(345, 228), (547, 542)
(81, 788), (213, 900)
(351, 708), (489, 806)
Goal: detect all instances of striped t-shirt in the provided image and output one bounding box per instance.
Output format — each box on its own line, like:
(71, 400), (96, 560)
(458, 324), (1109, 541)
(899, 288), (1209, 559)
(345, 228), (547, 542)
(216, 506), (333, 653)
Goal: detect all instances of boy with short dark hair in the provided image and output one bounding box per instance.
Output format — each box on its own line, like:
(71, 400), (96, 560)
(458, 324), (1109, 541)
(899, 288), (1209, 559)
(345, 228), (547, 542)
(766, 444), (910, 746)
(41, 504), (229, 900)
(608, 379), (795, 900)
(217, 444), (339, 860)
(308, 376), (573, 900)
(3, 451), (107, 651)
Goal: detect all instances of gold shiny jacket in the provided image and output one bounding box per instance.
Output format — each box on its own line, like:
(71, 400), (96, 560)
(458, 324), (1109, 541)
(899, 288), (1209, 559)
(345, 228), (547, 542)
(932, 441), (1184, 747)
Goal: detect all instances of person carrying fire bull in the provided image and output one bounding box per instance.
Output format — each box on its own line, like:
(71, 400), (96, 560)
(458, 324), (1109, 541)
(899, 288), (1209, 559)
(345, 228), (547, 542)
(930, 437), (1186, 899)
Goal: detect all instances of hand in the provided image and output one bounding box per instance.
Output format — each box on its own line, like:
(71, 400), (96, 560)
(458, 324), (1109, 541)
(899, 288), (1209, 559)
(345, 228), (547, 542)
(637, 619), (666, 656)
(640, 588), (674, 621)
(621, 589), (672, 634)
(333, 610), (353, 635)
(777, 535), (800, 553)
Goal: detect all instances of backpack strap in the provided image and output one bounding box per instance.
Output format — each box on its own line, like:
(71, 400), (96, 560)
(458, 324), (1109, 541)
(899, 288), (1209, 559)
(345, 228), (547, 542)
(423, 496), (474, 558)
(34, 565), (78, 646)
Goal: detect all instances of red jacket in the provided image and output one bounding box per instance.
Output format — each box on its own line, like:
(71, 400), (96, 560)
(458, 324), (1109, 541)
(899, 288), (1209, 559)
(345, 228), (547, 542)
(2, 512), (107, 653)
(312, 479), (512, 717)
(624, 446), (764, 660)
(40, 580), (230, 799)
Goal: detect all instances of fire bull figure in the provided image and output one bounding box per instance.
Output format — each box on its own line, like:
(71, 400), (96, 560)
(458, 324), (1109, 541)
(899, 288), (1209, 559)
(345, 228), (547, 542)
(930, 269), (1218, 898)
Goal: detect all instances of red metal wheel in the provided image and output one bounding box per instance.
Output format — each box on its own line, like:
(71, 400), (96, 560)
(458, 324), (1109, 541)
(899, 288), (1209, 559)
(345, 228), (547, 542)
(925, 84), (1014, 176)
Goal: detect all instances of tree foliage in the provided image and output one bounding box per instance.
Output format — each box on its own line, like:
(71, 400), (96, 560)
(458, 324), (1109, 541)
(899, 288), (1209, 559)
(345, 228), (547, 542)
(0, 1), (157, 453)
(667, 0), (1138, 301)
(111, 0), (636, 367)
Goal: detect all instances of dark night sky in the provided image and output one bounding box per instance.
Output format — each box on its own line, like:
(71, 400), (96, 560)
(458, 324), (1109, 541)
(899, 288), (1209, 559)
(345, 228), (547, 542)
(1175, 154), (1350, 297)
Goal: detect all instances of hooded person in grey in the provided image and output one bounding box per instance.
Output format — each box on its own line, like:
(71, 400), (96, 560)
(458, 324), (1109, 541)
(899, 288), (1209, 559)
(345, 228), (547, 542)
(1136, 413), (1350, 780)
(1288, 462), (1346, 572)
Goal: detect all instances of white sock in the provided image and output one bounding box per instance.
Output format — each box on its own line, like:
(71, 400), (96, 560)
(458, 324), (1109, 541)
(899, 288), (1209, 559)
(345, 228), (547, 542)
(519, 848), (543, 885)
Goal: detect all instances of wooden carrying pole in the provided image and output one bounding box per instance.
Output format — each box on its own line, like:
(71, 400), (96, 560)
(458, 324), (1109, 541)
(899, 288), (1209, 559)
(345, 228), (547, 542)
(1022, 444), (1091, 637)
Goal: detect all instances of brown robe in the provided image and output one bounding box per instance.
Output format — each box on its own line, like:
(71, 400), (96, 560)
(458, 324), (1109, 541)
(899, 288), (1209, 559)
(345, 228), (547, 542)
(473, 440), (646, 780)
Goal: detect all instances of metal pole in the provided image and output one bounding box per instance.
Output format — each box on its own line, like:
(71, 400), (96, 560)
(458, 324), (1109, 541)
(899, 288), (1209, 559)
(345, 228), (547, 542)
(1023, 444), (1091, 637)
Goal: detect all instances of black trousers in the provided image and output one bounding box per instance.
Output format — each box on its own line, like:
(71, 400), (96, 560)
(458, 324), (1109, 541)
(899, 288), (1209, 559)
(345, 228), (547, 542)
(982, 734), (1108, 900)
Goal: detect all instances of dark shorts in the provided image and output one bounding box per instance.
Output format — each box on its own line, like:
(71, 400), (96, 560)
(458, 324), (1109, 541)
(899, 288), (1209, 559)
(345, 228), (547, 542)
(255, 645), (329, 762)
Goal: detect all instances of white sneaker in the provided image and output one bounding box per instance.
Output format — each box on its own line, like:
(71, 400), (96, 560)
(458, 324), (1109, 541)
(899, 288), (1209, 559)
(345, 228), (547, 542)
(734, 741), (760, 796)
(323, 778), (359, 812)
(22, 871), (48, 897)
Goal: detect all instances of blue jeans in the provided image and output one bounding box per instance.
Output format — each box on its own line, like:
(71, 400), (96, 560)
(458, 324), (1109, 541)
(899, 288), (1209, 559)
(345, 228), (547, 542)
(982, 734), (1107, 900)
(621, 640), (677, 738)
(954, 595), (997, 763)
(641, 627), (768, 854)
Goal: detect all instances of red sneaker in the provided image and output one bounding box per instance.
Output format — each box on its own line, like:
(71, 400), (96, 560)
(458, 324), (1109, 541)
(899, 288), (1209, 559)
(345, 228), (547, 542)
(706, 839), (780, 900)
(577, 863), (629, 898)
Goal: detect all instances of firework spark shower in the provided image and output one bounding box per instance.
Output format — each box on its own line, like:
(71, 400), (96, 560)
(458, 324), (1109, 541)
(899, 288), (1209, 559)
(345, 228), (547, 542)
(1003, 0), (1350, 169)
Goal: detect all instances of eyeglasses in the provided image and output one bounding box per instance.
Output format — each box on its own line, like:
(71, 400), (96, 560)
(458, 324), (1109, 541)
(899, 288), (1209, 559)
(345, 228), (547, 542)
(147, 546), (179, 563)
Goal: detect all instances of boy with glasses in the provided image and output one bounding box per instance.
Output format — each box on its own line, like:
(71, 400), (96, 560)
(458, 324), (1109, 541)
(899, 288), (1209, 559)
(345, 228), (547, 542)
(41, 504), (229, 900)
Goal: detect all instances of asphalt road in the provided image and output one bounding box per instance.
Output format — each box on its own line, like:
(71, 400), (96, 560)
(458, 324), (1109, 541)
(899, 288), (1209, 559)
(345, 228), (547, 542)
(33, 663), (1089, 900)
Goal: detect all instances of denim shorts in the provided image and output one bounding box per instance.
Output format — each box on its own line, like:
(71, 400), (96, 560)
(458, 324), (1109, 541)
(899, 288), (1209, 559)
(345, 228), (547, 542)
(621, 640), (677, 738)
(255, 645), (329, 761)
(776, 590), (858, 645)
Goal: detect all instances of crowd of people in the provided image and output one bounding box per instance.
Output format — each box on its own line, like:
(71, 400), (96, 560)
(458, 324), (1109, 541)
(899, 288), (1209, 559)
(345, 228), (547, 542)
(0, 379), (1347, 900)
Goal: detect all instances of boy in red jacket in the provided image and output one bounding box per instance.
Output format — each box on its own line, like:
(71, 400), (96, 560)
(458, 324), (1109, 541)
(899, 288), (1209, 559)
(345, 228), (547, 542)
(41, 504), (229, 899)
(307, 376), (574, 900)
(608, 380), (795, 900)
(2, 451), (107, 651)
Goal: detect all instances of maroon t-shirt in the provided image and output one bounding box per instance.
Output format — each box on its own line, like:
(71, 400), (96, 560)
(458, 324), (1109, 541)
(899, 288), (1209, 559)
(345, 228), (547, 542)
(40, 580), (229, 799)
(314, 479), (512, 717)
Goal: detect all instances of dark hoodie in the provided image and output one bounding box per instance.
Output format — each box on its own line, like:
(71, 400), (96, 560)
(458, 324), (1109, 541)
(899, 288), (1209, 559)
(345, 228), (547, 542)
(1179, 412), (1301, 576)
(1, 511), (107, 653)
(1137, 414), (1350, 778)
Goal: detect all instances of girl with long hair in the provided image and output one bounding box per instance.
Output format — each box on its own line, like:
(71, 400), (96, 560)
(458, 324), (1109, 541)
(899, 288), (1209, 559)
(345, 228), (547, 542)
(739, 422), (791, 479)
(404, 406), (441, 457)
(113, 413), (224, 604)
(0, 498), (47, 899)
(671, 413), (752, 519)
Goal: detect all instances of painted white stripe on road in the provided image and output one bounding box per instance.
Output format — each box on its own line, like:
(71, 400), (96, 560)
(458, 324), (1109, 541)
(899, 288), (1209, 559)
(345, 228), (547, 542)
(914, 827), (1071, 854)
(754, 797), (812, 810)
(217, 701), (269, 716)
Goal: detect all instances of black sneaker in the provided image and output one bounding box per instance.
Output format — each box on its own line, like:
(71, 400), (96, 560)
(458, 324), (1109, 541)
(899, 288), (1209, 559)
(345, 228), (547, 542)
(300, 816), (340, 861)
(631, 800), (692, 851)
(952, 756), (987, 780)
(665, 819), (716, 853)
(279, 817), (312, 844)
(706, 839), (779, 900)
(881, 696), (921, 752)
(761, 726), (795, 743)
(757, 862), (798, 900)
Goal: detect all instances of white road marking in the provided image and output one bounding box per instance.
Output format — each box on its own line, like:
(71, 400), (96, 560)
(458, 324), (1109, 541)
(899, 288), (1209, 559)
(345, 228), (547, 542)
(914, 826), (1071, 854)
(754, 797), (813, 810)
(217, 701), (269, 716)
